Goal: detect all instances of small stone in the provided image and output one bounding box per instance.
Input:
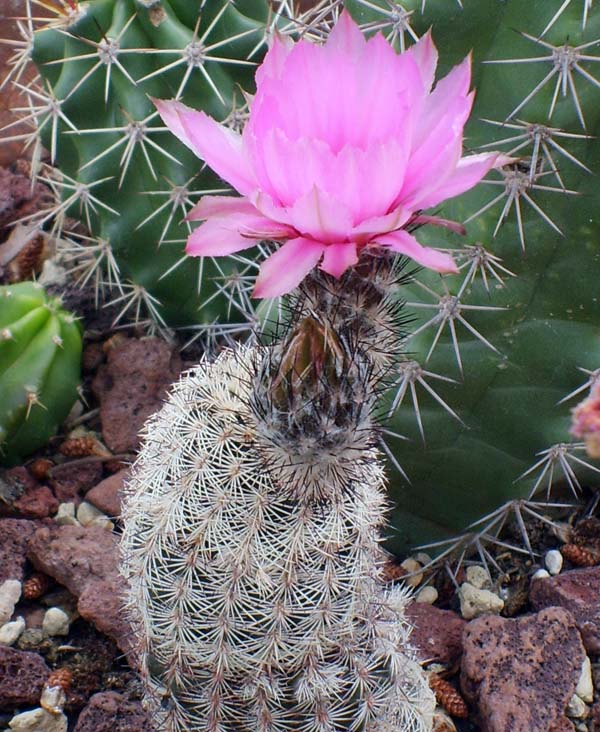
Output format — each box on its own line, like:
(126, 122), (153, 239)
(532, 568), (550, 580)
(413, 552), (433, 567)
(545, 549), (564, 576)
(400, 558), (423, 588)
(74, 691), (155, 732)
(85, 470), (127, 519)
(415, 586), (438, 604)
(0, 580), (21, 625)
(0, 645), (50, 707)
(76, 501), (105, 527)
(42, 608), (70, 637)
(90, 516), (114, 531)
(458, 582), (504, 620)
(405, 603), (466, 666)
(567, 694), (588, 719)
(8, 707), (67, 732)
(0, 617), (25, 646)
(0, 520), (40, 583)
(575, 656), (594, 703)
(40, 685), (66, 714)
(54, 503), (78, 527)
(465, 565), (492, 590)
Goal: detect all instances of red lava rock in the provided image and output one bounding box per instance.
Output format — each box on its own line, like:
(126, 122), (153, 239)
(591, 702), (600, 732)
(461, 607), (585, 732)
(27, 524), (132, 657)
(74, 691), (155, 732)
(49, 460), (104, 504)
(0, 645), (51, 710)
(0, 518), (40, 582)
(0, 166), (53, 236)
(92, 337), (181, 453)
(85, 469), (129, 519)
(405, 601), (466, 666)
(13, 484), (58, 519)
(530, 567), (600, 653)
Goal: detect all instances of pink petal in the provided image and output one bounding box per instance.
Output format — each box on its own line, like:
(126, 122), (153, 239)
(414, 152), (504, 210)
(255, 33), (293, 86)
(186, 195), (258, 221)
(320, 242), (359, 278)
(352, 204), (411, 238)
(186, 214), (293, 257)
(327, 10), (367, 54)
(409, 29), (438, 92)
(287, 187), (354, 243)
(253, 238), (325, 298)
(152, 98), (257, 196)
(373, 230), (458, 273)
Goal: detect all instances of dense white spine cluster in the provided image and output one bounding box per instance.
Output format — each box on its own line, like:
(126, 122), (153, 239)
(120, 347), (434, 732)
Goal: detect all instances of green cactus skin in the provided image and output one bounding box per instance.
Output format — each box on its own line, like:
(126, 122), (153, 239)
(0, 282), (82, 466)
(346, 0), (600, 552)
(27, 0), (269, 330)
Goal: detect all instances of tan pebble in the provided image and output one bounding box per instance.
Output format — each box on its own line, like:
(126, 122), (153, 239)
(575, 656), (594, 703)
(465, 565), (491, 590)
(54, 503), (79, 527)
(76, 501), (105, 527)
(8, 708), (68, 731)
(566, 694), (588, 719)
(415, 586), (438, 604)
(413, 552), (433, 567)
(40, 684), (66, 714)
(0, 617), (25, 646)
(0, 580), (22, 625)
(42, 608), (70, 637)
(458, 582), (504, 620)
(400, 558), (423, 588)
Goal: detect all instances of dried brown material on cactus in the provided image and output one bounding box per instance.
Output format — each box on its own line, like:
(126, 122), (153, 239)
(59, 436), (110, 458)
(28, 458), (54, 481)
(428, 674), (469, 719)
(22, 572), (50, 600)
(381, 559), (408, 583)
(560, 543), (599, 567)
(572, 517), (600, 551)
(45, 667), (73, 693)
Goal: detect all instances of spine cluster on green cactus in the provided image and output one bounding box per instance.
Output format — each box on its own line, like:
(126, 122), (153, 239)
(0, 281), (82, 465)
(120, 274), (434, 729)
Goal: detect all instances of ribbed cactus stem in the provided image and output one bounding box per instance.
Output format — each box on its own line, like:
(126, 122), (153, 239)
(120, 251), (433, 731)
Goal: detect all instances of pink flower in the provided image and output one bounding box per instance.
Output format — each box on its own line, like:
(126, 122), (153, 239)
(154, 12), (504, 298)
(571, 380), (600, 458)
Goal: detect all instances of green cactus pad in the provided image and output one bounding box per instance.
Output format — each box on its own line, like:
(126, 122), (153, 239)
(0, 282), (82, 465)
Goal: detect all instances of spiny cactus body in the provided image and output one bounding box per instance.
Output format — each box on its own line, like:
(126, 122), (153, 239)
(0, 281), (82, 465)
(13, 0), (270, 332)
(121, 343), (434, 732)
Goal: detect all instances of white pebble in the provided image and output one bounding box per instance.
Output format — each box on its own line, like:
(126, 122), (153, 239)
(544, 549), (563, 575)
(465, 565), (491, 590)
(42, 607), (70, 637)
(0, 580), (22, 625)
(566, 694), (588, 719)
(575, 656), (594, 703)
(54, 502), (79, 526)
(532, 568), (550, 580)
(40, 684), (66, 714)
(0, 617), (25, 646)
(90, 516), (114, 532)
(413, 552), (433, 567)
(415, 586), (438, 605)
(458, 582), (504, 620)
(9, 708), (67, 732)
(400, 558), (423, 588)
(76, 501), (105, 527)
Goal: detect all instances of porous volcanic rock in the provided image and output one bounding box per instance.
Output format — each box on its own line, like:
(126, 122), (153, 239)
(74, 692), (155, 732)
(1, 467), (57, 519)
(461, 607), (585, 732)
(405, 601), (466, 666)
(49, 461), (103, 504)
(92, 337), (181, 453)
(27, 524), (131, 656)
(530, 567), (600, 653)
(0, 645), (50, 710)
(0, 519), (40, 582)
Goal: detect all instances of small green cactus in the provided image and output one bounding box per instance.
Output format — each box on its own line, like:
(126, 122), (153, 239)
(0, 282), (82, 465)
